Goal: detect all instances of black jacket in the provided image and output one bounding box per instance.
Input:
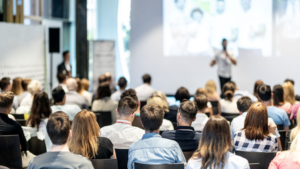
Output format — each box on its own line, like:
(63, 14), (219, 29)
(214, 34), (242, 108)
(57, 62), (72, 74)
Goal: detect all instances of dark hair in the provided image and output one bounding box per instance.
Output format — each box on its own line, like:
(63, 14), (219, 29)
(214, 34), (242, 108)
(253, 80), (263, 98)
(237, 96), (252, 112)
(27, 92), (52, 131)
(0, 77), (11, 91)
(57, 73), (67, 83)
(0, 91), (14, 109)
(191, 8), (203, 18)
(96, 83), (111, 99)
(21, 78), (31, 91)
(118, 77), (127, 89)
(179, 100), (198, 123)
(273, 85), (284, 106)
(118, 96), (138, 116)
(98, 74), (107, 84)
(47, 112), (70, 145)
(222, 38), (227, 42)
(63, 51), (69, 57)
(52, 86), (65, 103)
(258, 84), (271, 101)
(222, 82), (235, 100)
(284, 79), (294, 86)
(142, 74), (151, 83)
(140, 104), (164, 132)
(120, 89), (138, 102)
(175, 87), (190, 102)
(194, 94), (208, 110)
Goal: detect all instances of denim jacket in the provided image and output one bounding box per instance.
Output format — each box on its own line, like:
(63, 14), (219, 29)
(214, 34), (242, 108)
(127, 133), (186, 169)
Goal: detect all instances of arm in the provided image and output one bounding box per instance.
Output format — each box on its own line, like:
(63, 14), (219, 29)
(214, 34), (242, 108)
(210, 59), (216, 67)
(110, 147), (117, 159)
(277, 138), (282, 151)
(16, 124), (28, 151)
(225, 51), (237, 65)
(284, 126), (289, 136)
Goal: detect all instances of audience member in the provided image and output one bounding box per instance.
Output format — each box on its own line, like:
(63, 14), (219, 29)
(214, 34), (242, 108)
(253, 80), (263, 100)
(290, 109), (300, 142)
(17, 78), (31, 104)
(79, 78), (92, 106)
(204, 80), (220, 101)
(51, 86), (81, 121)
(273, 84), (292, 114)
(28, 112), (93, 169)
(285, 79), (300, 101)
(194, 88), (213, 116)
(0, 77), (18, 109)
(220, 82), (239, 113)
(65, 78), (88, 109)
(69, 110), (116, 159)
(192, 94), (209, 131)
(111, 77), (127, 101)
(18, 80), (41, 114)
(127, 104), (186, 169)
(105, 72), (117, 93)
(147, 96), (174, 131)
(57, 51), (72, 77)
(231, 81), (258, 102)
(151, 91), (175, 122)
(258, 84), (290, 134)
(186, 115), (250, 169)
(135, 74), (155, 101)
(57, 72), (68, 93)
(283, 81), (297, 105)
(11, 77), (23, 96)
(162, 100), (201, 151)
(234, 102), (278, 152)
(92, 83), (118, 123)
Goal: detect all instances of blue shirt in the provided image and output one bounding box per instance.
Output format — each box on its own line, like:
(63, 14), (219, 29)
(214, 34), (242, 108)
(127, 133), (186, 169)
(267, 107), (290, 127)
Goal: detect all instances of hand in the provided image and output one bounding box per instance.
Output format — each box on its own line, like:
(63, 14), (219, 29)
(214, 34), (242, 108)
(268, 121), (277, 135)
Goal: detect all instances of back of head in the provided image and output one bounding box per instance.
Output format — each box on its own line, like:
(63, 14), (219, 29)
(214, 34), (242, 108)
(52, 86), (65, 103)
(179, 100), (198, 123)
(120, 89), (138, 102)
(22, 78), (31, 91)
(118, 96), (138, 116)
(205, 80), (217, 95)
(0, 91), (14, 111)
(273, 85), (284, 106)
(194, 94), (208, 111)
(0, 77), (11, 91)
(192, 115), (231, 169)
(152, 91), (169, 112)
(69, 110), (100, 158)
(47, 112), (70, 145)
(254, 80), (263, 97)
(142, 74), (151, 84)
(244, 102), (269, 141)
(222, 82), (235, 100)
(11, 77), (23, 95)
(147, 96), (165, 111)
(96, 83), (111, 99)
(57, 72), (67, 84)
(75, 78), (83, 94)
(195, 88), (207, 96)
(283, 81), (295, 104)
(118, 77), (127, 89)
(257, 84), (271, 101)
(140, 104), (164, 132)
(80, 78), (90, 91)
(63, 51), (69, 58)
(28, 80), (42, 95)
(105, 72), (112, 81)
(237, 96), (252, 113)
(175, 87), (190, 103)
(98, 74), (107, 84)
(66, 78), (77, 91)
(284, 79), (295, 86)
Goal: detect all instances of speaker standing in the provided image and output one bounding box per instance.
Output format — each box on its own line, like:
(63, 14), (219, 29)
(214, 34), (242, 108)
(57, 51), (72, 77)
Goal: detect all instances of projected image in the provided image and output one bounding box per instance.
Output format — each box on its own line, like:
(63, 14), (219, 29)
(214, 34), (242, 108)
(163, 0), (273, 57)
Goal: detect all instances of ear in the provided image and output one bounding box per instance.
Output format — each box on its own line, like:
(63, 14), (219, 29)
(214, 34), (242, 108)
(192, 116), (196, 122)
(177, 112), (181, 120)
(69, 130), (72, 138)
(116, 109), (120, 116)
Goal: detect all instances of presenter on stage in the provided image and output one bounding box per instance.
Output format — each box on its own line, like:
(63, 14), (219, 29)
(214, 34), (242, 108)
(57, 51), (72, 77)
(210, 38), (237, 91)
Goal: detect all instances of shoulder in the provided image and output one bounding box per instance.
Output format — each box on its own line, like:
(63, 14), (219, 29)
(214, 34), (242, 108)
(268, 134), (278, 142)
(227, 152), (249, 165)
(161, 130), (175, 138)
(186, 158), (202, 169)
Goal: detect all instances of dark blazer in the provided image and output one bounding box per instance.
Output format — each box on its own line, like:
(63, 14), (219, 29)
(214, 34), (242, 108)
(57, 62), (72, 74)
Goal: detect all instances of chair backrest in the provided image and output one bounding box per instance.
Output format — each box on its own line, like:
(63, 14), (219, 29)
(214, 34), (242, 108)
(277, 125), (284, 130)
(28, 136), (47, 155)
(11, 114), (24, 120)
(183, 151), (194, 161)
(159, 131), (164, 135)
(132, 116), (144, 129)
(279, 130), (287, 151)
(91, 159), (118, 169)
(221, 112), (239, 122)
(205, 112), (210, 117)
(210, 101), (219, 115)
(172, 122), (178, 129)
(16, 119), (26, 126)
(93, 111), (112, 128)
(249, 163), (260, 169)
(235, 150), (276, 169)
(140, 101), (147, 110)
(134, 163), (184, 169)
(0, 135), (22, 168)
(115, 149), (129, 169)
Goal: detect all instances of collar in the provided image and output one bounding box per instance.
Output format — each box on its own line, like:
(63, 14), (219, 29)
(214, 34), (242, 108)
(142, 133), (161, 140)
(116, 120), (132, 125)
(241, 112), (247, 117)
(176, 126), (195, 131)
(0, 113), (9, 118)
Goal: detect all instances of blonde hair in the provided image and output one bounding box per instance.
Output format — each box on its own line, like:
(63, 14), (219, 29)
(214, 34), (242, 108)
(69, 110), (100, 159)
(290, 108), (300, 142)
(151, 91), (169, 112)
(147, 96), (165, 112)
(28, 80), (41, 95)
(278, 134), (300, 164)
(195, 88), (207, 96)
(11, 77), (23, 95)
(81, 78), (90, 91)
(205, 80), (217, 97)
(283, 82), (296, 105)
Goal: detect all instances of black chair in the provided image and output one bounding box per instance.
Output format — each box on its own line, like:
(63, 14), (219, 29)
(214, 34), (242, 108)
(115, 149), (129, 169)
(210, 101), (219, 115)
(172, 122), (178, 129)
(279, 130), (287, 150)
(11, 114), (24, 120)
(132, 116), (144, 129)
(205, 112), (210, 117)
(277, 124), (284, 130)
(134, 163), (184, 169)
(93, 111), (112, 128)
(235, 150), (276, 169)
(221, 112), (239, 122)
(91, 159), (118, 169)
(140, 101), (147, 110)
(159, 131), (164, 135)
(249, 163), (260, 169)
(28, 136), (47, 155)
(0, 135), (22, 169)
(16, 119), (26, 126)
(288, 142), (291, 149)
(183, 151), (194, 161)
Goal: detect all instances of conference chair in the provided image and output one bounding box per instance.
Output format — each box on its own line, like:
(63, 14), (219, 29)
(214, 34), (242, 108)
(172, 122), (178, 129)
(93, 111), (112, 128)
(277, 125), (284, 130)
(16, 119), (26, 126)
(210, 101), (219, 115)
(235, 150), (276, 169)
(132, 116), (144, 129)
(115, 149), (129, 169)
(91, 159), (118, 169)
(11, 114), (24, 120)
(140, 101), (147, 110)
(28, 136), (47, 155)
(279, 130), (287, 150)
(221, 112), (239, 122)
(205, 112), (210, 117)
(249, 163), (260, 169)
(134, 163), (184, 169)
(183, 151), (194, 161)
(159, 131), (164, 135)
(0, 135), (22, 169)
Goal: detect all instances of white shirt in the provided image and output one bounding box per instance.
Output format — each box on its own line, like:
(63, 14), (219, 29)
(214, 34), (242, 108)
(191, 113), (209, 131)
(20, 94), (33, 107)
(214, 50), (234, 78)
(82, 91), (92, 106)
(100, 120), (145, 149)
(234, 90), (258, 103)
(220, 99), (239, 113)
(186, 152), (250, 169)
(135, 84), (155, 101)
(51, 105), (81, 121)
(160, 119), (174, 131)
(65, 62), (71, 71)
(111, 90), (125, 102)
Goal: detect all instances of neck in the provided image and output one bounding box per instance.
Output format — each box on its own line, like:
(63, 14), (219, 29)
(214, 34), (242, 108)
(145, 129), (159, 134)
(197, 109), (206, 114)
(144, 83), (150, 85)
(118, 116), (133, 123)
(178, 121), (191, 127)
(50, 143), (69, 152)
(55, 102), (65, 106)
(261, 100), (273, 107)
(120, 88), (126, 91)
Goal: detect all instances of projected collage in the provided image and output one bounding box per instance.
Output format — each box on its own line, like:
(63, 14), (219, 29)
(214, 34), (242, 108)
(163, 0), (272, 57)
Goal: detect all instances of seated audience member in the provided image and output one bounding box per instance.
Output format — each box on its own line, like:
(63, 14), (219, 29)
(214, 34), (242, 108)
(291, 102), (300, 120)
(273, 85), (292, 114)
(147, 96), (174, 131)
(234, 102), (278, 152)
(269, 134), (300, 169)
(57, 72), (68, 93)
(92, 83), (118, 123)
(220, 82), (239, 113)
(65, 78), (88, 109)
(17, 78), (31, 104)
(258, 84), (290, 134)
(91, 74), (108, 103)
(135, 74), (155, 101)
(204, 80), (220, 101)
(105, 72), (117, 93)
(290, 110), (300, 142)
(0, 77), (18, 109)
(253, 80), (263, 100)
(194, 88), (213, 116)
(17, 80), (41, 114)
(101, 89), (144, 149)
(283, 81), (297, 105)
(231, 81), (258, 102)
(79, 78), (92, 106)
(111, 77), (127, 101)
(162, 100), (201, 151)
(187, 117), (250, 169)
(69, 110), (116, 159)
(285, 79), (300, 101)
(127, 104), (186, 169)
(151, 91), (174, 121)
(51, 86), (81, 121)
(192, 94), (209, 131)
(28, 112), (93, 169)
(11, 77), (23, 96)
